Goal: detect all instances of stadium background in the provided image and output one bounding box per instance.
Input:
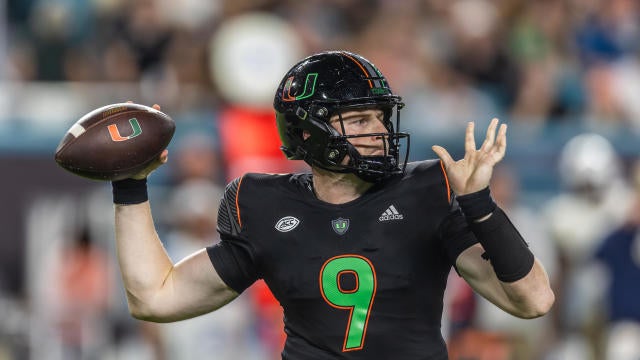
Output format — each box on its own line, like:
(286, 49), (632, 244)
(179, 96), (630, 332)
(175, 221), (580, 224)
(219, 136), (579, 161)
(0, 0), (639, 359)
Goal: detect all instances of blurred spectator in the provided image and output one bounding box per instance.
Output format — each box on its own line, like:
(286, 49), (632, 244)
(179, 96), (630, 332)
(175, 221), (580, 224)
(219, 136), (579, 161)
(447, 0), (519, 111)
(50, 225), (114, 359)
(62, 45), (98, 82)
(117, 0), (172, 76)
(590, 160), (640, 360)
(28, 1), (74, 80)
(280, 1), (375, 53)
(5, 38), (37, 81)
(447, 328), (511, 360)
(101, 40), (141, 82)
(210, 12), (305, 179)
(546, 133), (631, 265)
(167, 132), (224, 185)
(163, 180), (223, 254)
(574, 0), (639, 66)
(157, 0), (221, 31)
(575, 0), (640, 131)
(609, 57), (640, 134)
(507, 1), (572, 124)
(543, 133), (632, 358)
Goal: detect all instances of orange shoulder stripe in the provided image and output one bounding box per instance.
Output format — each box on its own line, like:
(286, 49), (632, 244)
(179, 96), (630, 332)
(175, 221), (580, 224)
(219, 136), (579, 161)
(341, 52), (374, 88)
(235, 175), (245, 228)
(439, 161), (452, 204)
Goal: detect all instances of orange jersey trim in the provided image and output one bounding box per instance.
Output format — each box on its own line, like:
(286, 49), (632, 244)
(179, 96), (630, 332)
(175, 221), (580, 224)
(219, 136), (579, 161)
(337, 270), (359, 294)
(235, 175), (245, 228)
(439, 160), (452, 204)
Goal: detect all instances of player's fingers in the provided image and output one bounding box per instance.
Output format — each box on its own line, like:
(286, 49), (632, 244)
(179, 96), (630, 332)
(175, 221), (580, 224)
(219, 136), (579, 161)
(481, 118), (499, 151)
(159, 149), (168, 164)
(464, 122), (476, 156)
(495, 123), (507, 156)
(432, 145), (455, 168)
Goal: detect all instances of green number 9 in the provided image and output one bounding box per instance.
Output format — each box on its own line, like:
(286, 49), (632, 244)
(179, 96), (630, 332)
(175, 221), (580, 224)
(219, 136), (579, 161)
(319, 255), (377, 351)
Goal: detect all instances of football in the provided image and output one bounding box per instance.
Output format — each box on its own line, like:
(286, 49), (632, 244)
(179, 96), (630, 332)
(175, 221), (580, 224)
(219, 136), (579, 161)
(54, 103), (175, 181)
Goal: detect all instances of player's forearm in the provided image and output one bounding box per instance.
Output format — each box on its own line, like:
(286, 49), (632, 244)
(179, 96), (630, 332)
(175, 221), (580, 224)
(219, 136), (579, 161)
(455, 189), (555, 318)
(457, 245), (554, 319)
(498, 258), (555, 318)
(114, 202), (174, 317)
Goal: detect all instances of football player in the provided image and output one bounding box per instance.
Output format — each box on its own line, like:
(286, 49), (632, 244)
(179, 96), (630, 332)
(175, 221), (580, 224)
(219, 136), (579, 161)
(112, 51), (554, 359)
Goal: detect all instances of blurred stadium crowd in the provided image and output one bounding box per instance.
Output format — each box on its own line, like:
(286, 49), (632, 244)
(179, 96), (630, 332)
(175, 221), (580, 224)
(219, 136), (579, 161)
(0, 0), (640, 359)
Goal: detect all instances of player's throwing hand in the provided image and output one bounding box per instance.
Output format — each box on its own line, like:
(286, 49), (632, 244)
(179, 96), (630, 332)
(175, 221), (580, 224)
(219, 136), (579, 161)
(432, 118), (507, 196)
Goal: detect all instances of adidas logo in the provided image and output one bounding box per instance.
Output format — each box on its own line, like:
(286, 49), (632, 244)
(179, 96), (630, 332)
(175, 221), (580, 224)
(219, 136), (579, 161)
(379, 205), (404, 221)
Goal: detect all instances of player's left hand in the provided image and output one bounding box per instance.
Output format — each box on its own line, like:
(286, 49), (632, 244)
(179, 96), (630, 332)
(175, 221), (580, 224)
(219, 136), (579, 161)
(432, 118), (506, 196)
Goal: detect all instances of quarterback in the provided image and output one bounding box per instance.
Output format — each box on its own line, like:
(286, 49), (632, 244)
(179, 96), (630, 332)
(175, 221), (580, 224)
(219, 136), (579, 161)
(111, 51), (554, 359)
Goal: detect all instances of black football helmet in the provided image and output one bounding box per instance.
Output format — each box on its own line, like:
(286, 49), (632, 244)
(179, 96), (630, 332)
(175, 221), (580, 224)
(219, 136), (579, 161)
(274, 51), (410, 182)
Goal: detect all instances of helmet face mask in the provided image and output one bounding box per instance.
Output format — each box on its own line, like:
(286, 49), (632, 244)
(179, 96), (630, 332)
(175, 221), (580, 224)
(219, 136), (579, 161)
(274, 51), (410, 182)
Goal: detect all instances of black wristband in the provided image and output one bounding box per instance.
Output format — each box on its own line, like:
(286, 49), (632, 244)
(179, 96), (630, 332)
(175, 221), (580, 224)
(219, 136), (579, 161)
(112, 178), (148, 205)
(456, 187), (497, 221)
(469, 208), (535, 282)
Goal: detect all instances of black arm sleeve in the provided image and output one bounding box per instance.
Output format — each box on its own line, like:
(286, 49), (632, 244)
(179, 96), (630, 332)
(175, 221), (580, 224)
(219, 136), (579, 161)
(455, 188), (535, 282)
(468, 207), (535, 282)
(439, 208), (479, 267)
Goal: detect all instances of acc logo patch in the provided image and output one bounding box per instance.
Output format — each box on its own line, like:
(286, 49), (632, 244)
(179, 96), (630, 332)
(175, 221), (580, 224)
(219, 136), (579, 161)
(275, 216), (300, 232)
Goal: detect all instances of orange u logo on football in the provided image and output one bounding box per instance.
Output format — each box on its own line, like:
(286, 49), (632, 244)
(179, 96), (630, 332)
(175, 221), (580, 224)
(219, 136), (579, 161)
(108, 118), (142, 142)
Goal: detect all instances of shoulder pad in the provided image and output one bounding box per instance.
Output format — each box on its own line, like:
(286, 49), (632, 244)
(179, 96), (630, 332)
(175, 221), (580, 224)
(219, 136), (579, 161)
(404, 159), (453, 205)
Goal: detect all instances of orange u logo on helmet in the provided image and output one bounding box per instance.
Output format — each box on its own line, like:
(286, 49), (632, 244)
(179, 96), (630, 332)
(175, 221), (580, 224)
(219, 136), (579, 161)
(282, 73), (318, 102)
(108, 118), (142, 142)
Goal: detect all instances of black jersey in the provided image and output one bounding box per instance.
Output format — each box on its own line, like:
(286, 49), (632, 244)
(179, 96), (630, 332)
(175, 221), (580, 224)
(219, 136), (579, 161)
(207, 160), (478, 359)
